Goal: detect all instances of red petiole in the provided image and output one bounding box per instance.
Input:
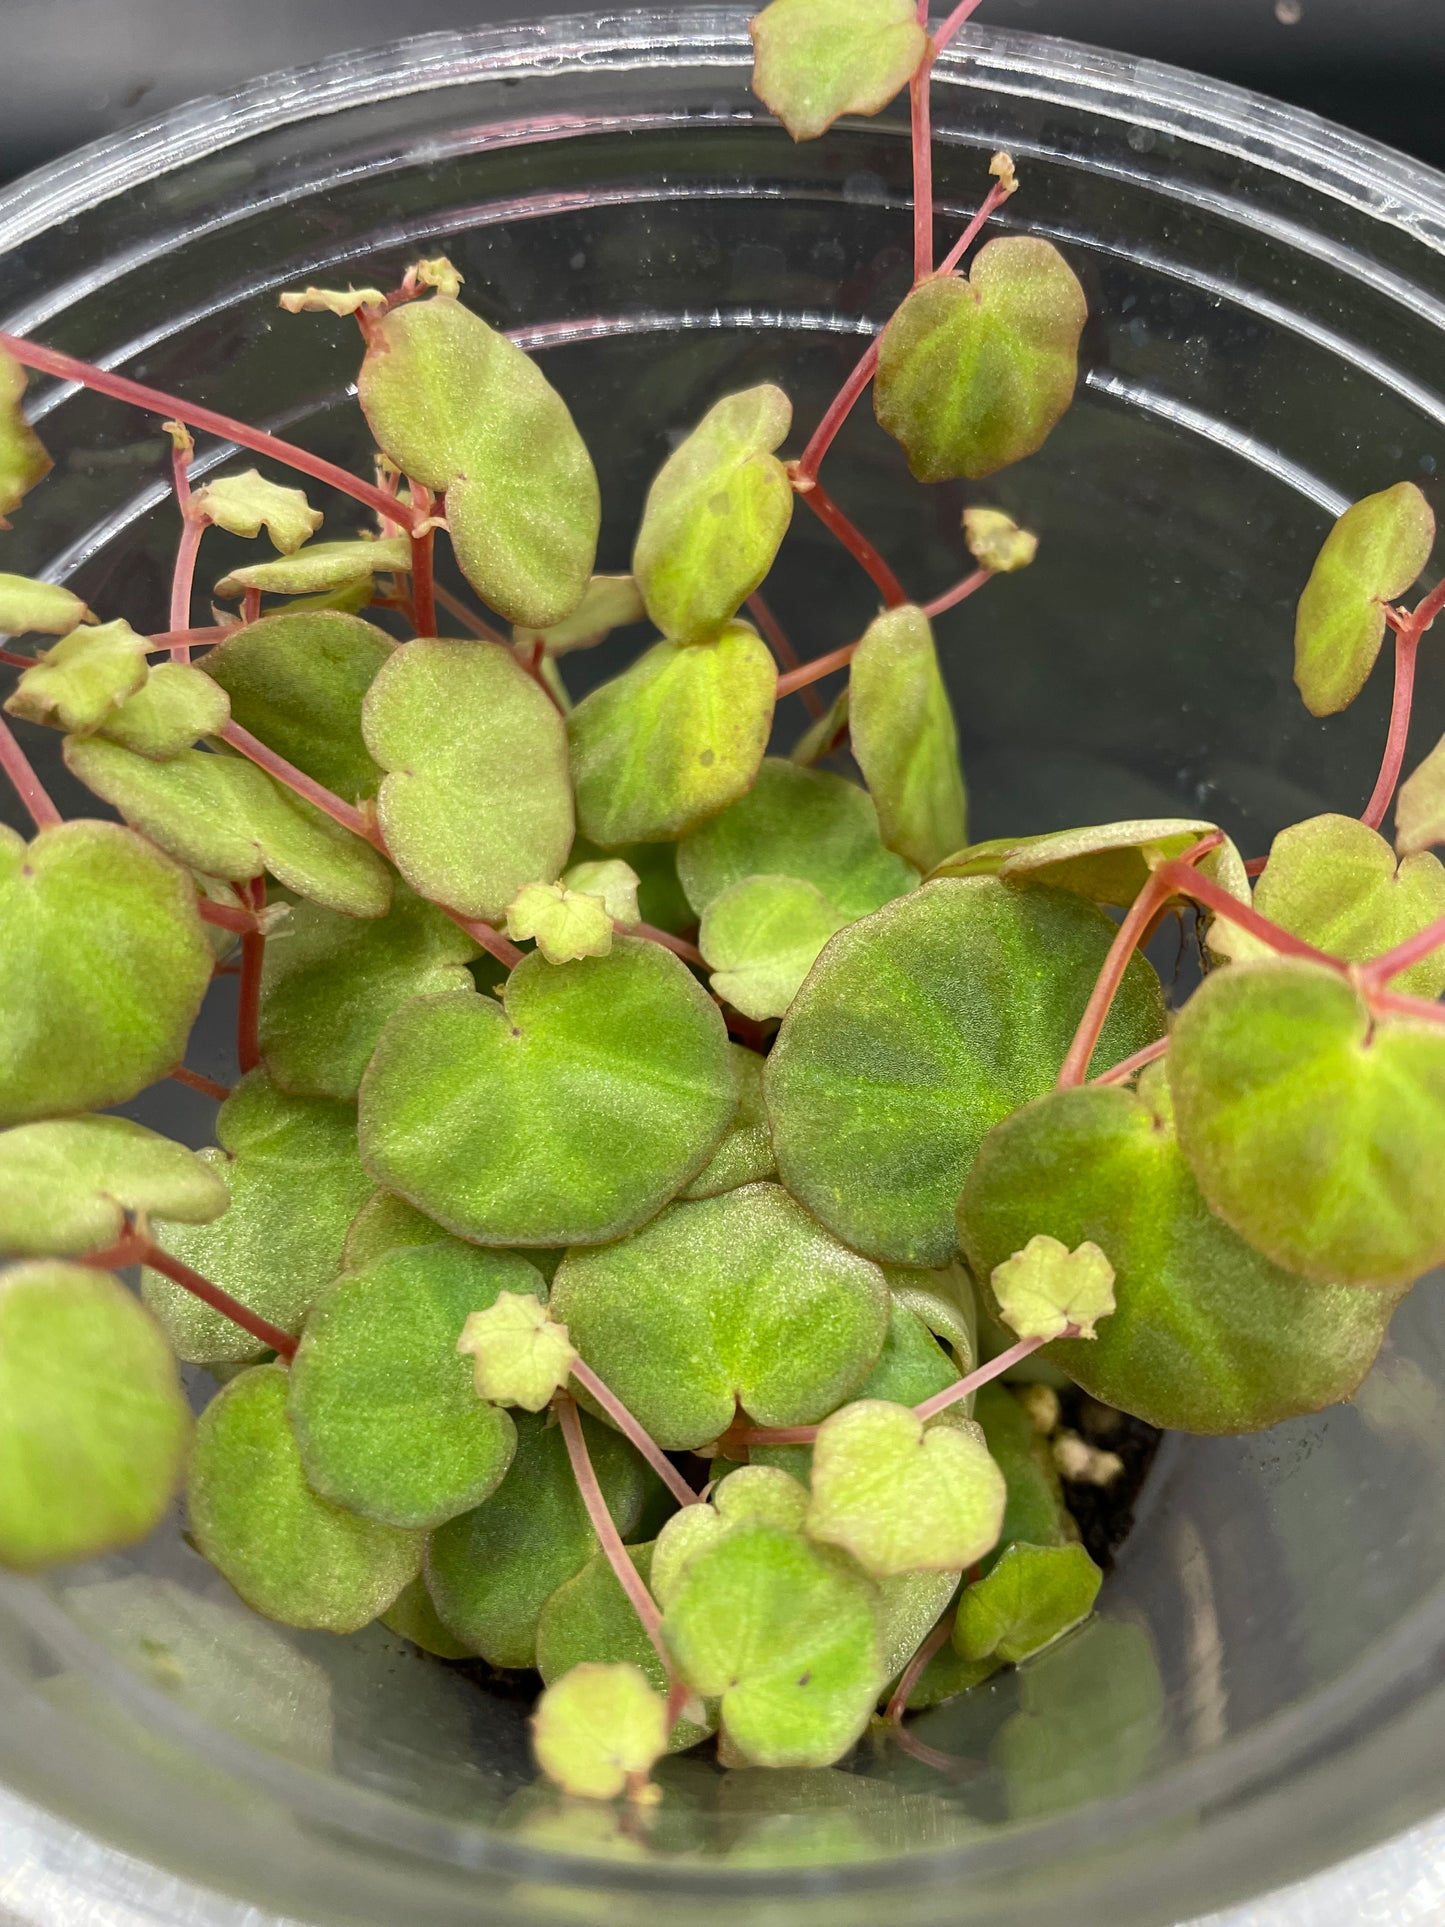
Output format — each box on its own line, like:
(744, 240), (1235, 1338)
(171, 1064), (231, 1101)
(1361, 577), (1445, 830)
(792, 475), (908, 607)
(567, 1355), (701, 1509)
(82, 1226), (297, 1359)
(0, 714), (62, 828)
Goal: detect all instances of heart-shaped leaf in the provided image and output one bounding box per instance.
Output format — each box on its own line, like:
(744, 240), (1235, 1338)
(289, 1243), (545, 1528)
(425, 1407), (646, 1668)
(0, 821), (211, 1127)
(204, 611), (393, 802)
(849, 605), (967, 872)
(963, 507), (1037, 575)
(1293, 483), (1435, 716)
(65, 737), (392, 919)
(633, 386), (794, 644)
(874, 239), (1087, 481)
(765, 877), (1165, 1265)
(259, 888), (477, 1099)
(1397, 733), (1445, 858)
(358, 294), (599, 627)
(0, 346), (51, 521)
(653, 1466), (812, 1606)
(97, 663), (231, 759)
(931, 817), (1251, 913)
(341, 1189), (449, 1269)
(188, 1364), (420, 1632)
(550, 1183), (890, 1451)
(361, 941), (734, 1245)
(805, 1400), (1005, 1578)
(0, 1116), (228, 1257)
(974, 1382), (1073, 1559)
(363, 638), (573, 920)
(700, 873), (849, 1020)
(0, 1261), (191, 1570)
(1169, 958), (1445, 1286)
(145, 1071), (373, 1362)
(506, 880), (615, 964)
(6, 619), (149, 733)
(954, 1541), (1101, 1665)
(677, 757), (916, 919)
(456, 1290), (575, 1411)
(514, 575), (647, 657)
(749, 0), (929, 142)
(661, 1521), (883, 1768)
(959, 1082), (1401, 1431)
(682, 1043), (776, 1198)
(1251, 813), (1445, 999)
(0, 573), (90, 638)
(532, 1662), (670, 1802)
(567, 625), (777, 846)
(559, 857), (640, 926)
(192, 471), (322, 554)
(991, 1234), (1116, 1341)
(212, 535), (411, 602)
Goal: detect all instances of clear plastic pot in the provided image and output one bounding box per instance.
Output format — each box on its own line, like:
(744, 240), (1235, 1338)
(1, 11), (1443, 1924)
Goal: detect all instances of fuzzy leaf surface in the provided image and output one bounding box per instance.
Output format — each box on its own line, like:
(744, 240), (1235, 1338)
(959, 1083), (1400, 1431)
(363, 637), (573, 920)
(567, 626), (776, 846)
(633, 386), (793, 644)
(991, 1234), (1116, 1341)
(260, 888), (477, 1099)
(682, 1044), (776, 1198)
(874, 240), (1087, 481)
(1397, 733), (1445, 858)
(0, 347), (51, 520)
(360, 942), (733, 1245)
(188, 1365), (419, 1632)
(765, 878), (1165, 1265)
(0, 1262), (190, 1571)
(98, 664), (231, 759)
(550, 1183), (890, 1451)
(192, 471), (322, 553)
(341, 1190), (449, 1270)
(212, 536), (411, 602)
(289, 1244), (544, 1528)
(532, 1662), (670, 1801)
(0, 574), (89, 638)
(381, 1574), (475, 1658)
(358, 295), (599, 626)
(425, 1407), (645, 1668)
(954, 1541), (1101, 1664)
(1169, 959), (1445, 1287)
(6, 619), (148, 734)
(506, 881), (614, 964)
(677, 758), (915, 919)
(849, 605), (967, 872)
(931, 817), (1251, 913)
(974, 1382), (1073, 1564)
(749, 0), (928, 141)
(0, 1116), (228, 1258)
(1293, 483), (1435, 716)
(456, 1291), (574, 1411)
(0, 822), (211, 1127)
(700, 873), (848, 1020)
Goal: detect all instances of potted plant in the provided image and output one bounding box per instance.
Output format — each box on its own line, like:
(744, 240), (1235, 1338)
(1, 4), (1442, 1921)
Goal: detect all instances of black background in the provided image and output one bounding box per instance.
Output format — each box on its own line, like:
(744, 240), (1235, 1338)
(0, 0), (1441, 188)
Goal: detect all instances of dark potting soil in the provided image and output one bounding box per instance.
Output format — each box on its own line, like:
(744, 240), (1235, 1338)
(1056, 1388), (1164, 1572)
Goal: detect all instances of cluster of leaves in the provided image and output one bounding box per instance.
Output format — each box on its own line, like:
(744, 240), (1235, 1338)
(1, 0), (1443, 1819)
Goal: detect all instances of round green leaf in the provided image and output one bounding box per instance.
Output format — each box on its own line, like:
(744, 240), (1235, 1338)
(959, 1082), (1401, 1431)
(849, 605), (967, 873)
(425, 1407), (646, 1668)
(64, 738), (392, 919)
(0, 574), (86, 639)
(359, 940), (734, 1246)
(357, 294), (599, 627)
(0, 345), (50, 519)
(5, 619), (148, 734)
(765, 878), (1166, 1265)
(682, 1043), (776, 1198)
(1169, 958), (1445, 1287)
(145, 1071), (373, 1362)
(567, 626), (777, 846)
(203, 611), (392, 801)
(750, 0), (929, 142)
(289, 1243), (543, 1528)
(0, 1116), (228, 1258)
(0, 821), (212, 1127)
(954, 1541), (1101, 1665)
(0, 1261), (191, 1571)
(1251, 812), (1445, 999)
(700, 873), (848, 1020)
(805, 1400), (1005, 1579)
(1397, 731), (1445, 859)
(677, 758), (915, 920)
(212, 535), (411, 602)
(188, 1364), (420, 1632)
(632, 386), (794, 644)
(1293, 483), (1435, 717)
(192, 470), (322, 554)
(98, 663), (231, 760)
(874, 239), (1087, 481)
(532, 1661), (670, 1801)
(661, 1522), (884, 1769)
(260, 888), (477, 1099)
(362, 638), (573, 921)
(550, 1183), (890, 1451)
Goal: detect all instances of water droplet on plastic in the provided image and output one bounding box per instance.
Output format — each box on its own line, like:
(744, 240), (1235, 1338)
(1275, 0), (1303, 22)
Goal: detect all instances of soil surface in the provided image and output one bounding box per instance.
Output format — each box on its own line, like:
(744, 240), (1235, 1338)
(1056, 1389), (1163, 1571)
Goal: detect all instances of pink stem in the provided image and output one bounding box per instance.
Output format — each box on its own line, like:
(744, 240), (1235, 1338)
(567, 1357), (701, 1509)
(198, 897), (261, 936)
(169, 517), (205, 663)
(0, 648), (37, 669)
(440, 905), (525, 970)
(776, 640), (857, 700)
(1090, 1035), (1170, 1088)
(936, 177), (1013, 278)
(555, 1395), (675, 1682)
(242, 588), (262, 626)
(931, 0), (989, 54)
(910, 38), (937, 283)
(1370, 986), (1445, 1025)
(922, 566), (992, 620)
(146, 625), (236, 654)
(171, 1064), (231, 1101)
(1164, 863), (1343, 969)
(0, 331), (420, 533)
(409, 484), (437, 638)
(220, 721), (379, 845)
(913, 1329), (1077, 1421)
(0, 714), (62, 828)
(1358, 910), (1445, 990)
(433, 583), (507, 644)
(625, 922), (705, 968)
(795, 478), (909, 607)
(746, 590), (823, 717)
(136, 1238), (297, 1359)
(885, 1609), (956, 1723)
(795, 338), (882, 487)
(1361, 627), (1420, 830)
